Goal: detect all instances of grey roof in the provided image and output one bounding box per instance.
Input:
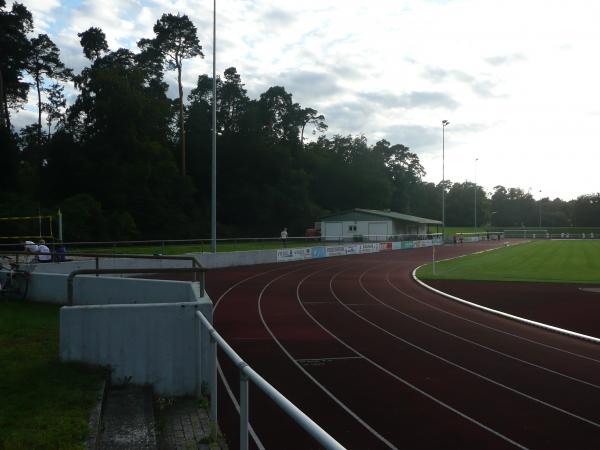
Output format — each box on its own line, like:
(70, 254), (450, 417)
(321, 208), (442, 225)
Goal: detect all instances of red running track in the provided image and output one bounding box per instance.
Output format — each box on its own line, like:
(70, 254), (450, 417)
(207, 241), (600, 449)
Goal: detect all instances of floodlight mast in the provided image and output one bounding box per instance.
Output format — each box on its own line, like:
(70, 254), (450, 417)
(211, 0), (217, 253)
(474, 157), (478, 230)
(442, 120), (449, 240)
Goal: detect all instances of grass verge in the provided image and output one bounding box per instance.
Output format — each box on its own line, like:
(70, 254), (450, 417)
(0, 300), (105, 449)
(417, 240), (600, 284)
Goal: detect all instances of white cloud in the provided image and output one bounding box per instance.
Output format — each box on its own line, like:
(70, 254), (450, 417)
(12, 0), (600, 199)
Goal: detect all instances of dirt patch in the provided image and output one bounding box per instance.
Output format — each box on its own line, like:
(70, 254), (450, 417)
(426, 279), (600, 339)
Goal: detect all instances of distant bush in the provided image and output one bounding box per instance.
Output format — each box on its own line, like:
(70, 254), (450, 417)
(60, 193), (107, 242)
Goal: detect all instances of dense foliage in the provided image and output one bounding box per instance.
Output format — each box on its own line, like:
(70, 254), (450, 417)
(1, 3), (599, 241)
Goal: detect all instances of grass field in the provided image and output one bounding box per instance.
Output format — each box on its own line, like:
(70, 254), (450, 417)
(0, 300), (105, 449)
(417, 240), (600, 284)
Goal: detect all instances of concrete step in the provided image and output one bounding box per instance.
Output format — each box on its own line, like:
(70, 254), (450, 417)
(98, 385), (157, 449)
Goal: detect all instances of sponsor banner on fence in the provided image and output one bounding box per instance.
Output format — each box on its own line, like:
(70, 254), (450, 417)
(277, 247), (312, 262)
(392, 242), (403, 250)
(360, 243), (379, 254)
(379, 242), (392, 251)
(413, 240), (433, 248)
(345, 244), (360, 255)
(311, 246), (327, 259)
(326, 246), (346, 257)
(401, 241), (415, 249)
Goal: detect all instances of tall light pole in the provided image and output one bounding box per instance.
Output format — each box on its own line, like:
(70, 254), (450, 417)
(538, 190), (542, 227)
(210, 0), (217, 253)
(441, 120), (449, 239)
(474, 157), (478, 230)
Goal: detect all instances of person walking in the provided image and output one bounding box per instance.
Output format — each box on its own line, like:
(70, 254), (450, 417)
(281, 227), (288, 247)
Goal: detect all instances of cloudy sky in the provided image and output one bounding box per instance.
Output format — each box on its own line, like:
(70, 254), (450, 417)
(13, 0), (600, 200)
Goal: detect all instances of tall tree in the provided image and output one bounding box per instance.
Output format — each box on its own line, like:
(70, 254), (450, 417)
(0, 0), (33, 128)
(299, 107), (327, 148)
(572, 194), (600, 227)
(140, 13), (203, 176)
(77, 27), (109, 61)
(372, 139), (424, 213)
(25, 33), (70, 145)
(258, 86), (304, 145)
(219, 67), (248, 134)
(42, 82), (66, 137)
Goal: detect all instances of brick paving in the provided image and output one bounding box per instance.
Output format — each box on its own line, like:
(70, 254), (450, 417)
(157, 398), (228, 450)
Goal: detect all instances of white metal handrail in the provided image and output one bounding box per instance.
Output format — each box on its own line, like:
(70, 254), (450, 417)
(195, 311), (346, 450)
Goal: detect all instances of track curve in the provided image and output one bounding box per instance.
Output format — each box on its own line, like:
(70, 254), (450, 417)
(209, 241), (600, 449)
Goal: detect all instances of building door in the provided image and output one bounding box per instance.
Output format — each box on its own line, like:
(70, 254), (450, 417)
(323, 222), (343, 241)
(368, 222), (388, 241)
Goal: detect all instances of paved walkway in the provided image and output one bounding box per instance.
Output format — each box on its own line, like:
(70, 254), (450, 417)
(98, 386), (157, 449)
(157, 398), (228, 450)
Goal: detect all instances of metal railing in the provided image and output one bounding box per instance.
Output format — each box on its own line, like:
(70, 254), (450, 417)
(195, 310), (345, 450)
(0, 251), (204, 280)
(67, 267), (208, 305)
(0, 236), (324, 252)
(0, 234), (444, 252)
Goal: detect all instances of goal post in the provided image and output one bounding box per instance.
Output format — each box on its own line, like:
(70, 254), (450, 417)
(0, 215), (55, 241)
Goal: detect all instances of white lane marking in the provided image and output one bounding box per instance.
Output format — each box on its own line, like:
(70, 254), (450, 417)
(214, 260), (318, 310)
(343, 303), (382, 306)
(296, 266), (529, 449)
(296, 356), (363, 363)
(413, 267), (600, 344)
(213, 260), (320, 449)
(355, 265), (600, 390)
(302, 301), (338, 304)
(385, 270), (600, 364)
(257, 263), (400, 450)
(329, 268), (600, 429)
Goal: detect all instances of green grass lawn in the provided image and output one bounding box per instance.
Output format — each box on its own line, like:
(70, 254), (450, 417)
(0, 300), (105, 449)
(417, 240), (600, 284)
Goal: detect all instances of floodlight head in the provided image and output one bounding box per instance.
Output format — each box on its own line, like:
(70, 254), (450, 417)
(442, 120), (450, 126)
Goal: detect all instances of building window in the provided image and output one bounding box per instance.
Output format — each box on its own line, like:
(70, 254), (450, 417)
(348, 225), (357, 231)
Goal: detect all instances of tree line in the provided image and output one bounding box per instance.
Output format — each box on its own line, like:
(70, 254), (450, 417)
(1, 1), (599, 241)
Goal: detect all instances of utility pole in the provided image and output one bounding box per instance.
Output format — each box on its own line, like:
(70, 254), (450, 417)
(441, 120), (449, 240)
(211, 0), (217, 253)
(474, 157), (478, 230)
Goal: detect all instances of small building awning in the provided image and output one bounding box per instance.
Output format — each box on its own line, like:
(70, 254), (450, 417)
(320, 208), (442, 225)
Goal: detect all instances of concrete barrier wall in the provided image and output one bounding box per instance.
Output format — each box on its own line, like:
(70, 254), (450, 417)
(49, 238), (446, 397)
(60, 301), (213, 396)
(26, 272), (203, 305)
(30, 239), (442, 276)
(190, 249), (278, 268)
(30, 250), (277, 274)
(30, 258), (195, 274)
